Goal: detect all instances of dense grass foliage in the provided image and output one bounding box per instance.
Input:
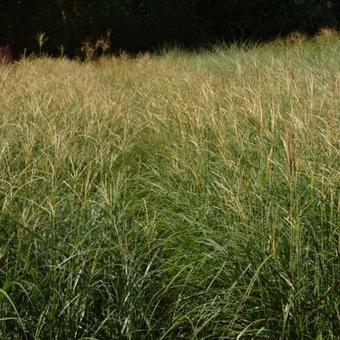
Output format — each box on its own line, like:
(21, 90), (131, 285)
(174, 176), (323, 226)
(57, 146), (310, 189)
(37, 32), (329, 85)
(0, 36), (339, 339)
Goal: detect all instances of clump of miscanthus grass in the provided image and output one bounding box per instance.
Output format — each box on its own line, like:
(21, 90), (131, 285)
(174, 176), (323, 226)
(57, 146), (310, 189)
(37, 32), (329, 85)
(0, 35), (339, 339)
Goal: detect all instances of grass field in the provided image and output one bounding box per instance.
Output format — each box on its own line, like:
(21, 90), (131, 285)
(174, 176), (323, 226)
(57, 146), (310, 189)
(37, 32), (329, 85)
(0, 34), (339, 339)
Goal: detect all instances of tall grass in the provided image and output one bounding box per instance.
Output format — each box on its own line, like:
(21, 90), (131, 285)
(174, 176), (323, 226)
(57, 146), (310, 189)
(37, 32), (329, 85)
(0, 35), (339, 339)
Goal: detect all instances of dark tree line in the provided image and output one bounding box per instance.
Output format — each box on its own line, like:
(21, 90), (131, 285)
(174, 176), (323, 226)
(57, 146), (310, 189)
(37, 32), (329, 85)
(1, 0), (339, 57)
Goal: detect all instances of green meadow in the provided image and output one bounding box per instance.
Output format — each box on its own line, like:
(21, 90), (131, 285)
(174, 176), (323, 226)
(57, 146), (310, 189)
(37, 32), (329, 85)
(0, 34), (339, 339)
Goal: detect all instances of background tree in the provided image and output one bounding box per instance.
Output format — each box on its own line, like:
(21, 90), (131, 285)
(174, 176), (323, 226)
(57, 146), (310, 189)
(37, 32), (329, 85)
(0, 0), (339, 57)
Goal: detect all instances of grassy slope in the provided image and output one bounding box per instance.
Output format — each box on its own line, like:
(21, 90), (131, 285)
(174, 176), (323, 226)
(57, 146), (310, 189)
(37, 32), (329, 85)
(0, 36), (339, 339)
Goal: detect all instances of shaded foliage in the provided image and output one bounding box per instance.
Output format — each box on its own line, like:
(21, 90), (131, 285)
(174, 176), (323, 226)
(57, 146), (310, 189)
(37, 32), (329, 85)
(0, 1), (339, 56)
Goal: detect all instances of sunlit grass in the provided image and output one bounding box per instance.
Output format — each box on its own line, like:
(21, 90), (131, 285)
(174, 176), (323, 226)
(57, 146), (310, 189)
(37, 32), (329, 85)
(0, 35), (339, 339)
